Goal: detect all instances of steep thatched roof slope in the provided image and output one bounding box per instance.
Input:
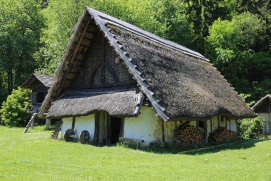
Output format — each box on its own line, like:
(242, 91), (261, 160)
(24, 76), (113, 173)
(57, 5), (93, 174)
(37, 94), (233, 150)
(22, 73), (53, 88)
(39, 7), (256, 120)
(252, 94), (271, 113)
(47, 86), (143, 119)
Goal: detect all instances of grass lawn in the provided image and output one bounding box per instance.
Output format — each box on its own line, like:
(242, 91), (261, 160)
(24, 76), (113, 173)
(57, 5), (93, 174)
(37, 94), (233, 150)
(0, 126), (271, 181)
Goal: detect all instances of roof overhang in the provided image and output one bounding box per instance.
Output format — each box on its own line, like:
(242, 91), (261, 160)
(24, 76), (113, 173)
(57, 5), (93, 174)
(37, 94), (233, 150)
(46, 86), (143, 119)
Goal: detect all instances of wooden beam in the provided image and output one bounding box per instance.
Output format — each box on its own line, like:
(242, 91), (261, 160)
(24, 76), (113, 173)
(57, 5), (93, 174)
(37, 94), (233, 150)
(204, 120), (208, 144)
(161, 119), (165, 144)
(70, 19), (91, 64)
(72, 117), (76, 130)
(94, 113), (100, 144)
(210, 118), (213, 133)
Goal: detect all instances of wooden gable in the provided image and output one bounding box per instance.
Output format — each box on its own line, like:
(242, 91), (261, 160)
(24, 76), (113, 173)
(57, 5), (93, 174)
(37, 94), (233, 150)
(71, 29), (135, 89)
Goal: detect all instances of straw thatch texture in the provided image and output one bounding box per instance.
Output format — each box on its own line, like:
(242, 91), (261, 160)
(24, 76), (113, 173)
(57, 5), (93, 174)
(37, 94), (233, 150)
(47, 86), (143, 119)
(107, 25), (256, 119)
(22, 73), (53, 88)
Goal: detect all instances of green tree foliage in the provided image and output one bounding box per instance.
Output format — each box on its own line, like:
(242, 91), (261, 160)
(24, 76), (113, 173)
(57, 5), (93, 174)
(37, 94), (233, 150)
(206, 12), (271, 102)
(0, 87), (31, 127)
(238, 117), (265, 139)
(183, 0), (237, 53)
(0, 0), (45, 96)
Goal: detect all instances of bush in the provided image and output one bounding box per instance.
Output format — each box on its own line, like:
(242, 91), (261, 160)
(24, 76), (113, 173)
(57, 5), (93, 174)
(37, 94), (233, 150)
(238, 117), (265, 139)
(0, 87), (31, 127)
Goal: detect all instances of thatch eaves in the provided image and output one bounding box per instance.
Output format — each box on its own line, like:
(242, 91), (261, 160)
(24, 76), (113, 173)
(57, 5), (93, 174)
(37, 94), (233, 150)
(39, 7), (256, 120)
(21, 73), (53, 89)
(252, 94), (271, 112)
(47, 86), (143, 119)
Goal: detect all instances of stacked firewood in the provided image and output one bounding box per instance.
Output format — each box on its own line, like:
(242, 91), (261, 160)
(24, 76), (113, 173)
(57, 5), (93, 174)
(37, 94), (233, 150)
(208, 127), (238, 143)
(174, 125), (204, 144)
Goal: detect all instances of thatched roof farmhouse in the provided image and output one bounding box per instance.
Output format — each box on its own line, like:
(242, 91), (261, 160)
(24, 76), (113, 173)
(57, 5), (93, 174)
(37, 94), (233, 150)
(39, 7), (256, 145)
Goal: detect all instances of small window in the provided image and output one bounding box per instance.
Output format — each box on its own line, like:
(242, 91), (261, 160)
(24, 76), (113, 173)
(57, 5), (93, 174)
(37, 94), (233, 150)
(37, 92), (45, 103)
(198, 121), (204, 129)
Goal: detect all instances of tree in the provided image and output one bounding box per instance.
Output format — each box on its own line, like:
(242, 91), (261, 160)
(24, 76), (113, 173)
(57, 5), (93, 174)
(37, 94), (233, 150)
(206, 12), (271, 102)
(183, 0), (237, 53)
(0, 0), (45, 97)
(0, 87), (31, 127)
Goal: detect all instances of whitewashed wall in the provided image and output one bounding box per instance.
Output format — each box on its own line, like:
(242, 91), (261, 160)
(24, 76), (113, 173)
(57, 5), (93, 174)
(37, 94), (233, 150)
(124, 107), (159, 145)
(258, 113), (271, 134)
(61, 114), (95, 140)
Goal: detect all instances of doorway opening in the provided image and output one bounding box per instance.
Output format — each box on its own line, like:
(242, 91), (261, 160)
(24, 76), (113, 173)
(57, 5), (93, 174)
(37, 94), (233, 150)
(110, 117), (123, 144)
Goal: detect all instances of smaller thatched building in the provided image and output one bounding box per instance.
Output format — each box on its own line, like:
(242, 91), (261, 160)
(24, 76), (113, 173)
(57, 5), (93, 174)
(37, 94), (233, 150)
(22, 73), (53, 128)
(39, 7), (256, 146)
(22, 73), (53, 113)
(253, 95), (271, 134)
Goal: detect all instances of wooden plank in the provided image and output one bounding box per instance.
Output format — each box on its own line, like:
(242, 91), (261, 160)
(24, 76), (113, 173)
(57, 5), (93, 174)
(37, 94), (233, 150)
(66, 73), (75, 80)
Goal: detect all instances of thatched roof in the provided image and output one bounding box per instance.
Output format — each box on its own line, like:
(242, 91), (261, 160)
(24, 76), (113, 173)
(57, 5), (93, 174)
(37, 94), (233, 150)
(47, 86), (143, 119)
(39, 7), (256, 120)
(22, 73), (53, 89)
(252, 94), (271, 113)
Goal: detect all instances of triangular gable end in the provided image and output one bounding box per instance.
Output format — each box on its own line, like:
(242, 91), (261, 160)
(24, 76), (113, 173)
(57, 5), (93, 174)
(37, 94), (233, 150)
(39, 8), (171, 120)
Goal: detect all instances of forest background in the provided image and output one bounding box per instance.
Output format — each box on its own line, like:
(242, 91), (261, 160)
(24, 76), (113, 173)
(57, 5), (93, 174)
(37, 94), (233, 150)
(0, 0), (270, 106)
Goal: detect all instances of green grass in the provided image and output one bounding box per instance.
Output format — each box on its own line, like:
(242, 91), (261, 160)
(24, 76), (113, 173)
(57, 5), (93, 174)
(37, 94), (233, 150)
(0, 126), (271, 181)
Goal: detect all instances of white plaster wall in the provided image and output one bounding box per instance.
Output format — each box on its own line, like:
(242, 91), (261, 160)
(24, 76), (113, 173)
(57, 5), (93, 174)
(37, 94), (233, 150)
(164, 121), (178, 142)
(61, 117), (73, 138)
(258, 113), (270, 134)
(61, 114), (95, 140)
(228, 119), (236, 132)
(124, 107), (160, 145)
(74, 114), (95, 141)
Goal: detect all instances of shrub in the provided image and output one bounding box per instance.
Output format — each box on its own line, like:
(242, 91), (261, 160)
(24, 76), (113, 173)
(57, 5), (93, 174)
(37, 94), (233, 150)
(0, 87), (31, 127)
(238, 116), (265, 139)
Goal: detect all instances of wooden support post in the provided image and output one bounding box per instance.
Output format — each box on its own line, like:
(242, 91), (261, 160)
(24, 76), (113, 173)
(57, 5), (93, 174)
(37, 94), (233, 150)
(210, 118), (213, 133)
(204, 120), (208, 144)
(94, 113), (100, 144)
(23, 113), (37, 133)
(161, 119), (165, 146)
(235, 119), (238, 133)
(72, 117), (76, 130)
(45, 119), (51, 130)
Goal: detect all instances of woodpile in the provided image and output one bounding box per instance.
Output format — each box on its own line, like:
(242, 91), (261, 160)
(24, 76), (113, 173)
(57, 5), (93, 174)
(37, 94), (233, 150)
(208, 127), (238, 143)
(174, 125), (204, 144)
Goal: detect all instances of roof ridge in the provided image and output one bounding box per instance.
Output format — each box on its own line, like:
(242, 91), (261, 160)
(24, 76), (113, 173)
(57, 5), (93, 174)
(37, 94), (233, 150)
(86, 7), (209, 62)
(87, 7), (170, 121)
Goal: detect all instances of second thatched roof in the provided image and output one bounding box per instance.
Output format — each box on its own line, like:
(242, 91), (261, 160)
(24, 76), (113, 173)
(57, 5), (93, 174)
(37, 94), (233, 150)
(22, 73), (53, 89)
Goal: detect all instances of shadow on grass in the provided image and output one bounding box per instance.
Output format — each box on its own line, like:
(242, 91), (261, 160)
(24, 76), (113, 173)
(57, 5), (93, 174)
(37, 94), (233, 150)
(119, 139), (270, 155)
